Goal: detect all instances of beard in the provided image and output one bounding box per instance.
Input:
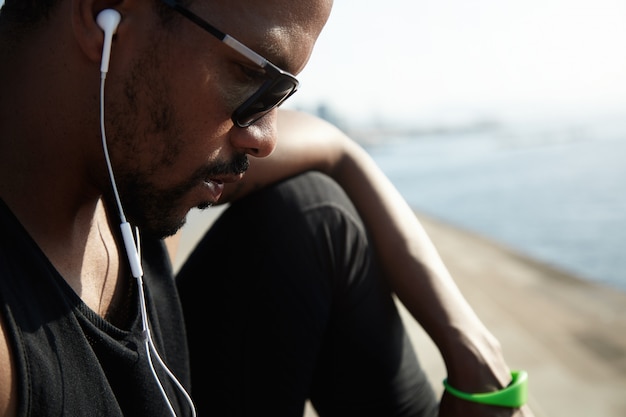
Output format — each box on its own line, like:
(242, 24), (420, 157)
(114, 154), (249, 240)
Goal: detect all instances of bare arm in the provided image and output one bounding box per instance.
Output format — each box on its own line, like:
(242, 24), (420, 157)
(222, 109), (533, 416)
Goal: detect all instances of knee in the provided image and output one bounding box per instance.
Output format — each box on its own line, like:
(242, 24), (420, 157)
(231, 171), (361, 232)
(248, 171), (352, 214)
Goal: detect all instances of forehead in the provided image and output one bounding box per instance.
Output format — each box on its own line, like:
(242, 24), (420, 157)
(193, 0), (332, 74)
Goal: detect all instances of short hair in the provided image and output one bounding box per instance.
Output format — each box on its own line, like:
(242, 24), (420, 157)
(0, 0), (60, 32)
(0, 0), (181, 37)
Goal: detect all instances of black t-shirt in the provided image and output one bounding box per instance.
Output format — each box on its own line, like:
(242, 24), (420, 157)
(0, 199), (192, 416)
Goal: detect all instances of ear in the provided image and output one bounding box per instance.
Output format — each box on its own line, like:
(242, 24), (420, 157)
(71, 0), (122, 68)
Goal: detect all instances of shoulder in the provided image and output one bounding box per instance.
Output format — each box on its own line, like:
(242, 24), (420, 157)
(0, 311), (17, 417)
(0, 202), (18, 415)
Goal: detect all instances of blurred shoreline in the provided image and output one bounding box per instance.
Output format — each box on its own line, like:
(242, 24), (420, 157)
(363, 124), (626, 293)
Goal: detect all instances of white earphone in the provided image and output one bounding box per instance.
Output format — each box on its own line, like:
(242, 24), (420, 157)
(96, 9), (121, 74)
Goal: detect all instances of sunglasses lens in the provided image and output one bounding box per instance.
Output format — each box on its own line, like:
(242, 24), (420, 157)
(234, 76), (298, 127)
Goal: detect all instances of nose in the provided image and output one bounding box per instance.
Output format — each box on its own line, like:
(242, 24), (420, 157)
(229, 111), (278, 158)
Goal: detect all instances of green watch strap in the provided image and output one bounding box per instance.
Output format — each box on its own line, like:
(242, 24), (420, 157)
(443, 370), (528, 408)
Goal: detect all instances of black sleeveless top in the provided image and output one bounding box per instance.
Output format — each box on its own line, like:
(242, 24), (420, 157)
(0, 199), (192, 416)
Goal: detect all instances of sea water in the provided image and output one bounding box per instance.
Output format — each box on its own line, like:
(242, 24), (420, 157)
(364, 118), (626, 292)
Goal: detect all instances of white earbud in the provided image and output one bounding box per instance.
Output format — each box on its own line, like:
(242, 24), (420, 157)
(96, 9), (121, 74)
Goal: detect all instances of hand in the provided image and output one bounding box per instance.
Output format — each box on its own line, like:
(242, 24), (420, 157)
(435, 326), (536, 417)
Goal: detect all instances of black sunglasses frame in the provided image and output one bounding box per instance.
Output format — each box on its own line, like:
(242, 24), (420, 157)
(159, 0), (299, 127)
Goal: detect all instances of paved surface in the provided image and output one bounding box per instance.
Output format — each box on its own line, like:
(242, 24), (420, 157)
(176, 207), (626, 417)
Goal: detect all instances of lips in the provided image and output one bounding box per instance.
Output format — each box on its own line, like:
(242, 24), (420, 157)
(201, 173), (244, 203)
(203, 179), (225, 202)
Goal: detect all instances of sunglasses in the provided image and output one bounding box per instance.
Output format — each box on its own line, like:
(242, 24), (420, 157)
(160, 0), (300, 128)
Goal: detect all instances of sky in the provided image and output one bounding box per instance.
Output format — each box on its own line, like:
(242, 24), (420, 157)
(285, 0), (626, 127)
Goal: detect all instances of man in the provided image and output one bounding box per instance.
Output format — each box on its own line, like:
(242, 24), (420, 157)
(0, 0), (533, 416)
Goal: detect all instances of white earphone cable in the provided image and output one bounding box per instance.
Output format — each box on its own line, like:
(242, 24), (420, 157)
(99, 72), (126, 223)
(99, 71), (196, 417)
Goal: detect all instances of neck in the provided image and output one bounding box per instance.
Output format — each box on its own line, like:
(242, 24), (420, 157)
(2, 190), (129, 321)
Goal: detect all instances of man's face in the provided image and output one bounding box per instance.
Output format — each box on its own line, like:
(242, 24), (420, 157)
(103, 0), (332, 238)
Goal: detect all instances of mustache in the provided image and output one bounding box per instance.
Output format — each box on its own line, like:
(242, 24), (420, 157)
(198, 153), (250, 179)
